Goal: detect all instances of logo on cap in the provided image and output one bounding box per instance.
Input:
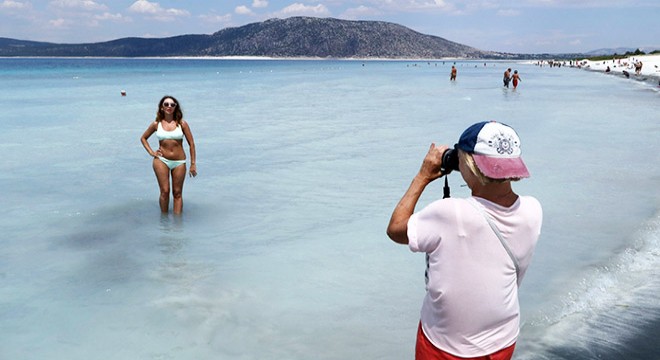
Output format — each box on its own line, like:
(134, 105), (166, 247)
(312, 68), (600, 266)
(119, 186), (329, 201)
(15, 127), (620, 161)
(487, 132), (519, 156)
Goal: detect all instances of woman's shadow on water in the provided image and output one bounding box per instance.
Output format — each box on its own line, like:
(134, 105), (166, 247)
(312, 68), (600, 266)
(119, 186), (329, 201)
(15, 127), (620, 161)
(154, 213), (193, 284)
(58, 201), (192, 292)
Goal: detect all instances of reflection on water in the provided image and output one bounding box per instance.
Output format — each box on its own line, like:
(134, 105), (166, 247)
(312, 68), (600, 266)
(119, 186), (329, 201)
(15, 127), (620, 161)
(156, 214), (189, 284)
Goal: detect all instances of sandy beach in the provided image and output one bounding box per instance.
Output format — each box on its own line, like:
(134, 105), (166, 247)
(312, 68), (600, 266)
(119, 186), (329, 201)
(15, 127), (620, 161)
(579, 54), (660, 87)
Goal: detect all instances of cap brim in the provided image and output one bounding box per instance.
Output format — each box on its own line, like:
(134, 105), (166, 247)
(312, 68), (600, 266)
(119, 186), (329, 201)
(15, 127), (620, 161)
(473, 154), (530, 179)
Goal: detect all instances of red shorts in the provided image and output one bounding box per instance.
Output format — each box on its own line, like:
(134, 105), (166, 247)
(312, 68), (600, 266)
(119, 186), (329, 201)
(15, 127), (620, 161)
(415, 322), (516, 360)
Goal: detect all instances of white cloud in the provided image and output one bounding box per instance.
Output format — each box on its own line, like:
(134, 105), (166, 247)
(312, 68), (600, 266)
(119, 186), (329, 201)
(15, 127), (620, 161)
(235, 5), (253, 15)
(128, 0), (159, 14)
(48, 17), (68, 27)
(340, 5), (382, 19)
(359, 0), (454, 14)
(94, 12), (129, 22)
(252, 0), (268, 8)
(418, 0), (451, 10)
(164, 8), (188, 16)
(0, 0), (31, 9)
(49, 0), (107, 11)
(382, 0), (449, 10)
(128, 0), (189, 21)
(274, 3), (331, 17)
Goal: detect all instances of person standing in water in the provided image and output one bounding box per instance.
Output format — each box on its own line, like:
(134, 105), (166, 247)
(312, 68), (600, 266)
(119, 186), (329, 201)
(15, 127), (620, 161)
(450, 65), (457, 81)
(512, 70), (522, 89)
(141, 95), (197, 214)
(387, 121), (542, 360)
(503, 68), (512, 88)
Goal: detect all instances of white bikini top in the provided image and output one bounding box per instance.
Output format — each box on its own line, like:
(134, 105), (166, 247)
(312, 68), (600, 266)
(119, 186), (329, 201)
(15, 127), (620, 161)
(156, 121), (184, 141)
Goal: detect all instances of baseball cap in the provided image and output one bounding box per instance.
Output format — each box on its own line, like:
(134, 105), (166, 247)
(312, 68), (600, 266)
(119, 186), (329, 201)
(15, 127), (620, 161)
(455, 121), (530, 179)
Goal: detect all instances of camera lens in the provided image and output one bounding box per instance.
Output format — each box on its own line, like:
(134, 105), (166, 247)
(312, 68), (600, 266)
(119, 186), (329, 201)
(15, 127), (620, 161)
(441, 149), (459, 174)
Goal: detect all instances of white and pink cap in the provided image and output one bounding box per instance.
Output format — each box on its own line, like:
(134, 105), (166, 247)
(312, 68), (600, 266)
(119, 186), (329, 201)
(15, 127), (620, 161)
(456, 121), (530, 179)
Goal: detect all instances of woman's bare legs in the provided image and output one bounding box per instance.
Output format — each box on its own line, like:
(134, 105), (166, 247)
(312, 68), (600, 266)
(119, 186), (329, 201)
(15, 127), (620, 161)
(153, 158), (171, 213)
(171, 164), (187, 214)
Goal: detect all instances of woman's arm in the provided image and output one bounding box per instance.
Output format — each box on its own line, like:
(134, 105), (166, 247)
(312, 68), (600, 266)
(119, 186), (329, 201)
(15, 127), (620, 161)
(181, 120), (197, 177)
(140, 121), (159, 157)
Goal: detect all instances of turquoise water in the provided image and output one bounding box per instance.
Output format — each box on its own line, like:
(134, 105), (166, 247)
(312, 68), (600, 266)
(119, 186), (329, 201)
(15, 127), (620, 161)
(1, 58), (659, 359)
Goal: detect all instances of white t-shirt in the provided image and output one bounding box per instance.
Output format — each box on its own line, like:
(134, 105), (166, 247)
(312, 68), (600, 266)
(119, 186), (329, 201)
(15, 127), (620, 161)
(408, 196), (542, 357)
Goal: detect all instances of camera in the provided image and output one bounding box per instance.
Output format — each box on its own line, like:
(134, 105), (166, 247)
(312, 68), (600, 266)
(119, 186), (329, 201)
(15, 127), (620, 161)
(441, 148), (459, 174)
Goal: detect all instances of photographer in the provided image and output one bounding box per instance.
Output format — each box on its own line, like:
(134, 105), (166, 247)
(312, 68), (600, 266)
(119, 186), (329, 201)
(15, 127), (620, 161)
(387, 121), (542, 360)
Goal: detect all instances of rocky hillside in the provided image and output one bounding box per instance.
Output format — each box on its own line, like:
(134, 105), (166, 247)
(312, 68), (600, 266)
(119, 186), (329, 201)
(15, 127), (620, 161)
(204, 17), (495, 58)
(0, 17), (502, 58)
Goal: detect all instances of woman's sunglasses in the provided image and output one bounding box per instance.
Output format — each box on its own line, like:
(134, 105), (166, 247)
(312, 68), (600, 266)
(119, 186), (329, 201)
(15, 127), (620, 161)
(163, 102), (177, 108)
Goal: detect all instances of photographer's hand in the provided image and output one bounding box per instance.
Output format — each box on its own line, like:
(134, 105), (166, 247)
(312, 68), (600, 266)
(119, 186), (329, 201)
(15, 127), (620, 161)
(387, 143), (449, 245)
(418, 143), (448, 182)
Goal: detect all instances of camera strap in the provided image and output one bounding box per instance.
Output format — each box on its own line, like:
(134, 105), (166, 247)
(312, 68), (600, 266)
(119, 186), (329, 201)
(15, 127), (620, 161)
(469, 199), (521, 280)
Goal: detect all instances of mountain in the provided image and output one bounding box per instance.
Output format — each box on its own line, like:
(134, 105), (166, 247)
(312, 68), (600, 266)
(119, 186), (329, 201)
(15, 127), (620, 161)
(0, 17), (504, 59)
(0, 38), (53, 48)
(204, 17), (497, 58)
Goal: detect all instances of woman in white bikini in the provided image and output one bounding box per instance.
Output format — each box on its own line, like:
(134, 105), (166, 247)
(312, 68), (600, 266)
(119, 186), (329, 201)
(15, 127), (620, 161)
(141, 95), (197, 214)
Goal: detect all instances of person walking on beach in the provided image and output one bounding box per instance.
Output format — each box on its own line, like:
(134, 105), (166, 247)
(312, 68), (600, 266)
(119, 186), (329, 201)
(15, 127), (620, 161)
(503, 68), (512, 87)
(450, 65), (457, 81)
(512, 70), (521, 89)
(141, 95), (197, 214)
(386, 121), (542, 360)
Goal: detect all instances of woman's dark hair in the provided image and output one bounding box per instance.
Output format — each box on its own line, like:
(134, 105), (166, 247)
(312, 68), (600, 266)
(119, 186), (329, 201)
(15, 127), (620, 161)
(155, 95), (183, 124)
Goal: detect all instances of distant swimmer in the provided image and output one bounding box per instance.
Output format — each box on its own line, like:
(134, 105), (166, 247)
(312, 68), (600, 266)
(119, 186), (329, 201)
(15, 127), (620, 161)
(140, 95), (197, 214)
(121, 90), (127, 96)
(503, 68), (512, 88)
(512, 70), (521, 89)
(450, 66), (457, 81)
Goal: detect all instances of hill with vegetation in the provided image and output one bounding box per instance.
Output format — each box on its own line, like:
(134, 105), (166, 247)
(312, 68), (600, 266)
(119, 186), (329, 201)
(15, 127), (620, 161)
(0, 17), (508, 59)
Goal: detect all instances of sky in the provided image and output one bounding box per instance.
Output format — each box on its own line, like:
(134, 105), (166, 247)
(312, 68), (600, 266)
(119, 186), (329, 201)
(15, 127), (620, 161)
(1, 0), (659, 54)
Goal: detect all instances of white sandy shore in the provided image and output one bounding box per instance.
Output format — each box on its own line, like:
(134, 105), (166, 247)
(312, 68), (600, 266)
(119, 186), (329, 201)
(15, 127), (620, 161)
(579, 54), (660, 86)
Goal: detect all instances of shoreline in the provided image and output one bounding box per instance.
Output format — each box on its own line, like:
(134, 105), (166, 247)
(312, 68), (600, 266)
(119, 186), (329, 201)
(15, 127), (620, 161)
(0, 54), (623, 64)
(0, 55), (547, 62)
(578, 54), (660, 89)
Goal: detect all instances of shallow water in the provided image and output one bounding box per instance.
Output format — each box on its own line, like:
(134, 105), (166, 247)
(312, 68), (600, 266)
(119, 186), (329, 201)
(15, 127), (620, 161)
(1, 58), (658, 359)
